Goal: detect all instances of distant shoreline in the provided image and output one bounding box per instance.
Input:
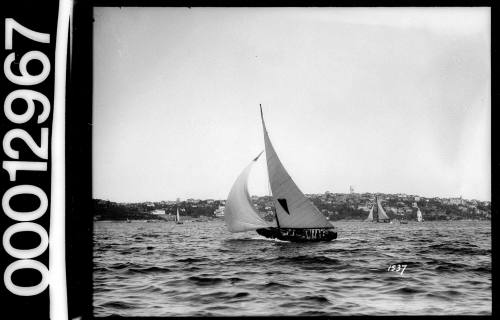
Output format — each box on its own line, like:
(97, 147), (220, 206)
(93, 194), (490, 222)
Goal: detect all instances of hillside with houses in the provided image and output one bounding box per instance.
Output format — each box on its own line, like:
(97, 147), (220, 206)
(93, 192), (490, 222)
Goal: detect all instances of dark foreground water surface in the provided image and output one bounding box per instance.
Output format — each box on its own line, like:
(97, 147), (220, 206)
(93, 220), (491, 316)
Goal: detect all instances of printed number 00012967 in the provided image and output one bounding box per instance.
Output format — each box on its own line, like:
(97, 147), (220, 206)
(2, 18), (51, 297)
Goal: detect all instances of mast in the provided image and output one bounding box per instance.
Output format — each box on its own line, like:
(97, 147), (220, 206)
(261, 103), (281, 230)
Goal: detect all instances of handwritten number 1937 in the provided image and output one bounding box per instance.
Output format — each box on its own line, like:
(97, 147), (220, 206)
(388, 264), (407, 275)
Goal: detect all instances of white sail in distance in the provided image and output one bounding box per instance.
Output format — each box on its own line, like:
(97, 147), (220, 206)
(417, 208), (423, 222)
(260, 106), (333, 229)
(176, 207), (180, 222)
(376, 197), (390, 220)
(365, 205), (374, 222)
(224, 152), (270, 233)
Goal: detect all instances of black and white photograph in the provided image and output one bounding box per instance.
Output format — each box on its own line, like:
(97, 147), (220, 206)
(92, 7), (491, 317)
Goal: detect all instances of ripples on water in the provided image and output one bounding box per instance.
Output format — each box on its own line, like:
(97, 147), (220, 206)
(93, 220), (491, 316)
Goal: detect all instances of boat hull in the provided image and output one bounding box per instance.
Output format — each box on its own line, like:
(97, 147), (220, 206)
(256, 227), (337, 242)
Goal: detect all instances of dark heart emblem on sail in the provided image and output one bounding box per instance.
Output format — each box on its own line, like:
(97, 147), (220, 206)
(277, 198), (290, 215)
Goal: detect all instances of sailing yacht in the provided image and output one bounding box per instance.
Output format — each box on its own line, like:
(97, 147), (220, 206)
(364, 205), (374, 222)
(364, 196), (390, 223)
(375, 197), (391, 223)
(175, 207), (183, 224)
(416, 207), (424, 222)
(224, 105), (337, 242)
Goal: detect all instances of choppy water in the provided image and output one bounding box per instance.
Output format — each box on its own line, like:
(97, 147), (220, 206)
(93, 220), (491, 316)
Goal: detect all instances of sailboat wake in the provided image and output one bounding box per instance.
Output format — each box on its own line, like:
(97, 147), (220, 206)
(223, 236), (287, 243)
(251, 235), (290, 243)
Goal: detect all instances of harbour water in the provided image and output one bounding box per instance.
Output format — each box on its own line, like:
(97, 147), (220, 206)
(93, 220), (491, 316)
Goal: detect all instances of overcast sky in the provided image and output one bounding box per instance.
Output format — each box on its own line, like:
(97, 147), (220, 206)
(93, 7), (490, 202)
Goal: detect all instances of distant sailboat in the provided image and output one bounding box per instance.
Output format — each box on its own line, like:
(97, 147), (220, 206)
(175, 207), (183, 224)
(376, 197), (391, 223)
(365, 196), (390, 223)
(416, 207), (423, 222)
(364, 205), (374, 222)
(224, 105), (337, 242)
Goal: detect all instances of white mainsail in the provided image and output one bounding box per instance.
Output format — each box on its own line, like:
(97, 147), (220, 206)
(376, 197), (390, 221)
(224, 152), (270, 233)
(365, 205), (374, 222)
(176, 207), (180, 222)
(417, 208), (423, 222)
(260, 106), (333, 229)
